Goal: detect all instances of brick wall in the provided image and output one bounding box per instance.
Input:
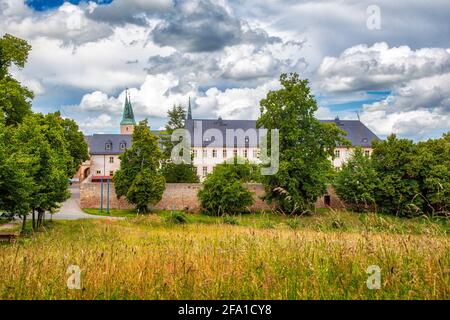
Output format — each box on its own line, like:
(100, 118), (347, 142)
(80, 181), (343, 212)
(80, 182), (273, 212)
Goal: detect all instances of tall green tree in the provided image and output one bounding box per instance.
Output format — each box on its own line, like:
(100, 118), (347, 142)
(0, 34), (33, 125)
(14, 113), (71, 228)
(114, 119), (166, 213)
(60, 115), (89, 177)
(161, 104), (186, 159)
(257, 73), (348, 214)
(0, 114), (34, 229)
(371, 135), (423, 217)
(160, 103), (199, 182)
(333, 147), (379, 212)
(415, 132), (450, 215)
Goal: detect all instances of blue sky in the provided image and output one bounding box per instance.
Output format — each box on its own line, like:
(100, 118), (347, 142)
(2, 0), (450, 140)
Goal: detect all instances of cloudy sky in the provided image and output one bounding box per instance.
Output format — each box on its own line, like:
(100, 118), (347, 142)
(1, 0), (449, 140)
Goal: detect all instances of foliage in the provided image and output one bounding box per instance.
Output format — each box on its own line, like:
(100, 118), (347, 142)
(223, 215), (239, 225)
(59, 115), (89, 177)
(161, 162), (199, 183)
(165, 211), (188, 224)
(198, 162), (254, 216)
(0, 116), (34, 221)
(160, 104), (199, 182)
(161, 103), (186, 159)
(114, 120), (166, 213)
(371, 135), (423, 217)
(0, 34), (33, 125)
(333, 147), (379, 212)
(257, 73), (349, 214)
(414, 133), (450, 215)
(14, 113), (72, 228)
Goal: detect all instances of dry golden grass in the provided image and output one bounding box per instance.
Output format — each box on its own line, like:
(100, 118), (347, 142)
(0, 215), (448, 300)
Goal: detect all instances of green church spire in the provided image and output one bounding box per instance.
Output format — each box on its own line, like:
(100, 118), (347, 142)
(121, 90), (136, 125)
(187, 96), (192, 120)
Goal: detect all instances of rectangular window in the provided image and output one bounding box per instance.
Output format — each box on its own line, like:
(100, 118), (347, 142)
(223, 149), (227, 158)
(109, 171), (114, 176)
(233, 149), (238, 158)
(335, 150), (340, 158)
(253, 150), (258, 158)
(212, 149), (217, 158)
(193, 149), (198, 158)
(109, 156), (114, 163)
(365, 150), (370, 157)
(243, 149), (248, 158)
(202, 166), (208, 177)
(202, 149), (207, 158)
(96, 170), (101, 175)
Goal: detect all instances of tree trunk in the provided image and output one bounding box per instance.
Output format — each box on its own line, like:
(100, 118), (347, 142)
(21, 215), (27, 233)
(32, 209), (36, 230)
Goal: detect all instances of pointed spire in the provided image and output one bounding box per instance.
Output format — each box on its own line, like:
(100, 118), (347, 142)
(187, 96), (192, 120)
(121, 89), (136, 125)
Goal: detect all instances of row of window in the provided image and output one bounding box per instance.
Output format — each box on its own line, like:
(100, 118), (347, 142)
(193, 149), (259, 159)
(334, 149), (371, 158)
(105, 142), (127, 150)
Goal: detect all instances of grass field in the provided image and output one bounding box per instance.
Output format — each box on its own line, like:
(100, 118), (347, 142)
(0, 210), (448, 300)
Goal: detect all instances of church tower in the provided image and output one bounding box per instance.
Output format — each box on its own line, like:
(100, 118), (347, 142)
(120, 90), (136, 134)
(187, 96), (192, 120)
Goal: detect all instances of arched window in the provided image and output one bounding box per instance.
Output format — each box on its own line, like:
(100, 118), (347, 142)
(105, 140), (112, 150)
(119, 141), (127, 150)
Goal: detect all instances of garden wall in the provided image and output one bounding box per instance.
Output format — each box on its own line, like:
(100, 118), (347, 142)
(80, 181), (344, 212)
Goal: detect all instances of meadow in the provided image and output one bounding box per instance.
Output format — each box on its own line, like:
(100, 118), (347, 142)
(0, 210), (448, 300)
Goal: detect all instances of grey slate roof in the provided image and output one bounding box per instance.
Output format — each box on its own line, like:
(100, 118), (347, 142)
(185, 118), (263, 147)
(89, 134), (132, 155)
(87, 118), (380, 154)
(321, 119), (380, 147)
(185, 118), (380, 148)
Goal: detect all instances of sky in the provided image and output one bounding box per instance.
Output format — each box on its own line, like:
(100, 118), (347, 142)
(1, 0), (449, 140)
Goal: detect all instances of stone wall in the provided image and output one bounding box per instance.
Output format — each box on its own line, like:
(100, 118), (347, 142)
(80, 182), (273, 212)
(80, 181), (343, 212)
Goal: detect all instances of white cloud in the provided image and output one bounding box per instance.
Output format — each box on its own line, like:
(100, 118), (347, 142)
(79, 113), (114, 133)
(318, 42), (450, 92)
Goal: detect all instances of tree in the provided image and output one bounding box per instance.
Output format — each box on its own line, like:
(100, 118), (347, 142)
(0, 114), (34, 229)
(257, 73), (348, 214)
(114, 119), (166, 213)
(160, 103), (199, 182)
(60, 115), (89, 177)
(0, 34), (33, 126)
(14, 113), (71, 229)
(415, 132), (450, 216)
(333, 147), (379, 212)
(198, 162), (254, 216)
(161, 104), (186, 159)
(371, 135), (423, 217)
(161, 163), (199, 183)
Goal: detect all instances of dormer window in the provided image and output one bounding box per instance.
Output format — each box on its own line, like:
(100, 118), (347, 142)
(119, 141), (127, 150)
(105, 141), (112, 150)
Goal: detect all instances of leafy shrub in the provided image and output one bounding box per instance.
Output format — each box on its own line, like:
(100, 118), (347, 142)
(198, 162), (254, 216)
(333, 147), (378, 212)
(161, 163), (199, 183)
(260, 220), (275, 229)
(223, 215), (239, 225)
(285, 218), (301, 229)
(165, 211), (188, 224)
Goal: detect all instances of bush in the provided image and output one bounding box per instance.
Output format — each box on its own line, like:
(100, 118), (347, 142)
(161, 163), (199, 183)
(285, 218), (300, 229)
(198, 162), (254, 216)
(165, 211), (188, 224)
(223, 215), (239, 225)
(260, 220), (275, 229)
(333, 147), (378, 212)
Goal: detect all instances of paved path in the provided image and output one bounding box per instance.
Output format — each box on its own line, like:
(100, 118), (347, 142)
(32, 184), (121, 221)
